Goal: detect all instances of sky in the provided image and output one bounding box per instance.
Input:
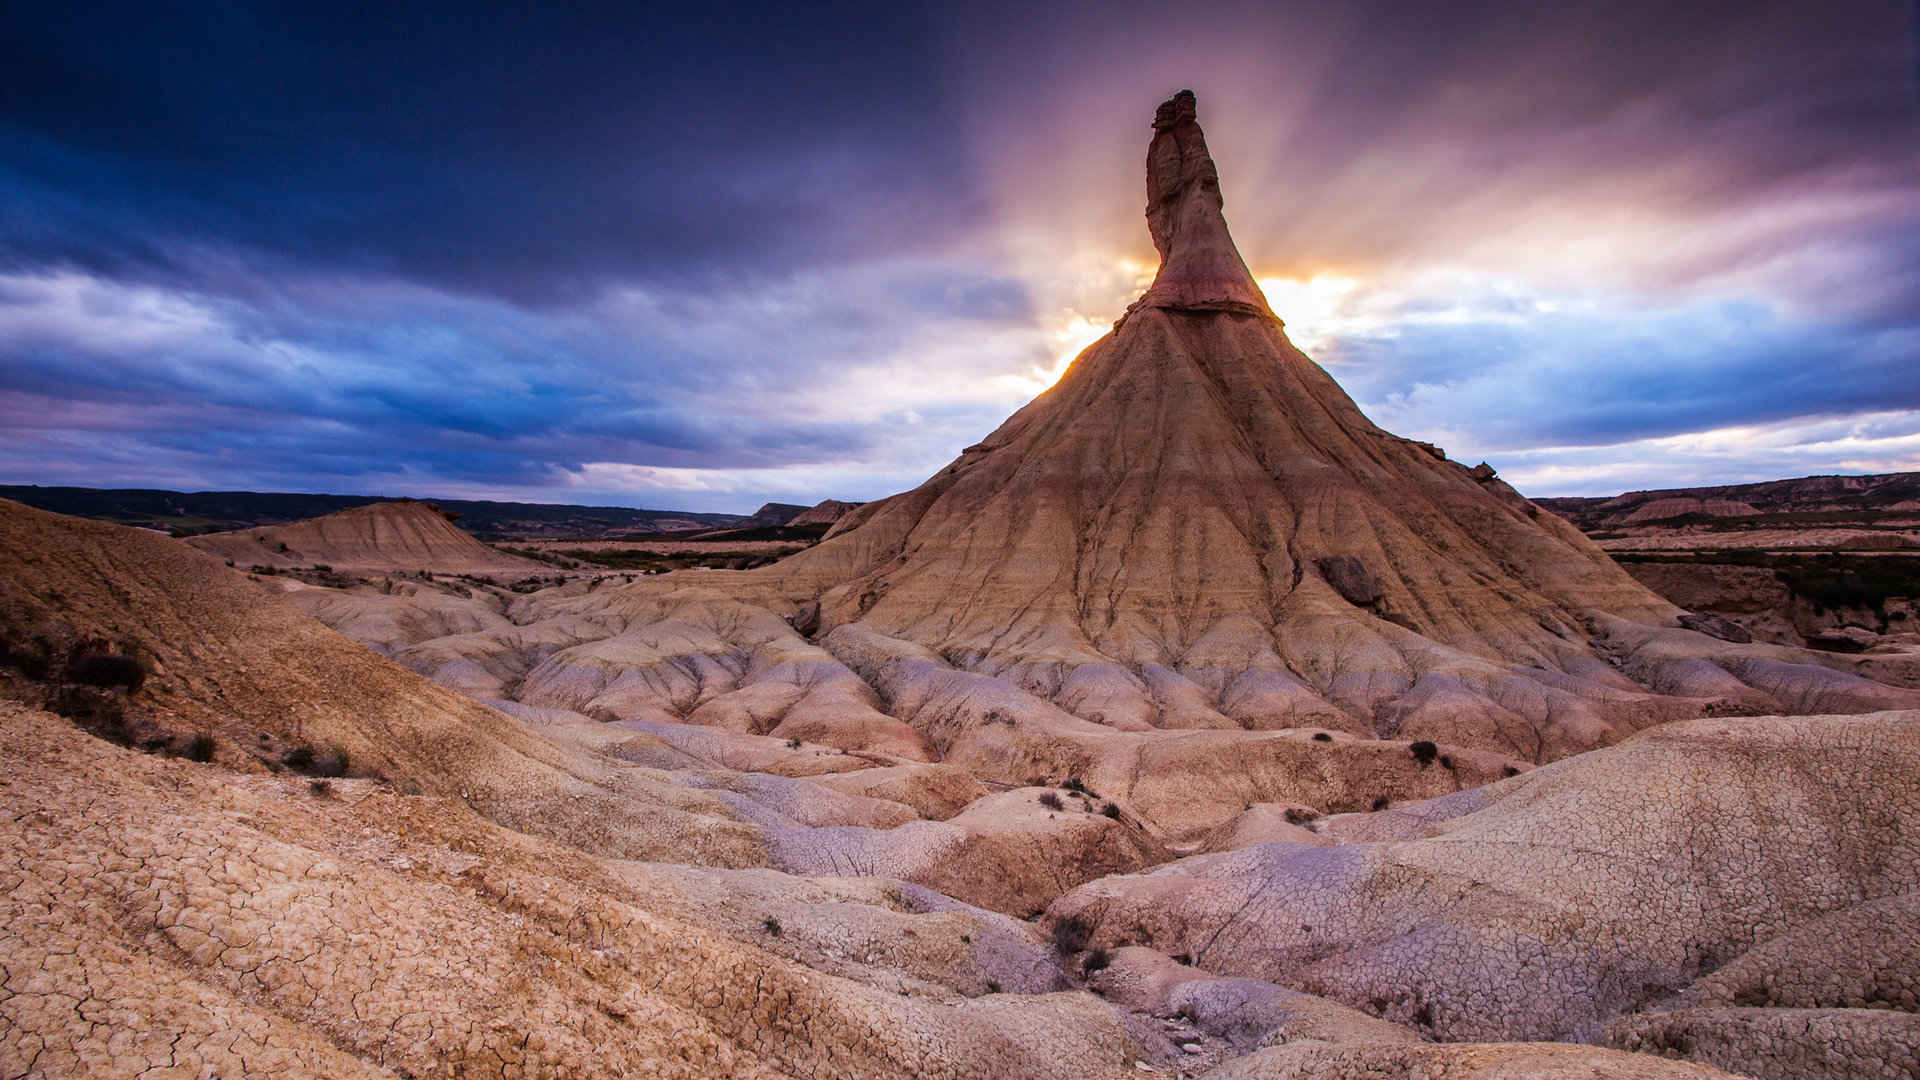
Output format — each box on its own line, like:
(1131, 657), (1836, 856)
(1, 1), (1916, 513)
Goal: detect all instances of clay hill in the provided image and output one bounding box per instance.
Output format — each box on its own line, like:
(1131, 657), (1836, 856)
(186, 498), (551, 576)
(706, 89), (1914, 765)
(6, 90), (1920, 1079)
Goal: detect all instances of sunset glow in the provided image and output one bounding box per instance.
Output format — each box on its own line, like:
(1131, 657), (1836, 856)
(1255, 274), (1364, 353)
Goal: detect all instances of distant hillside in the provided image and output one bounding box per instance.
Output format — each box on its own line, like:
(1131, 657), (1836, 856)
(1537, 471), (1920, 536)
(1537, 471), (1920, 651)
(186, 500), (552, 575)
(0, 485), (744, 540)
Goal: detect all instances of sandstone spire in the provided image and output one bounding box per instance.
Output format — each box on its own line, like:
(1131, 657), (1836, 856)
(731, 90), (1920, 764)
(1137, 90), (1273, 317)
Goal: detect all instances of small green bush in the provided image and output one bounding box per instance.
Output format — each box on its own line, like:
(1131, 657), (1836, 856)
(1083, 948), (1111, 974)
(761, 916), (782, 937)
(1410, 740), (1439, 767)
(1311, 731), (1333, 742)
(1038, 791), (1064, 810)
(1371, 795), (1391, 811)
(1101, 802), (1122, 820)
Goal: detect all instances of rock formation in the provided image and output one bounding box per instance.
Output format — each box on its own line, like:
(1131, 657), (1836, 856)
(713, 91), (1918, 767)
(265, 92), (1917, 840)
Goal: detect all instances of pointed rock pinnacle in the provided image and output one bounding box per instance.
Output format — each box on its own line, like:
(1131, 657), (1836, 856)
(1136, 90), (1274, 319)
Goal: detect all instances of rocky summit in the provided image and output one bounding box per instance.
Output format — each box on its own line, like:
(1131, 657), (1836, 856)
(3, 91), (1917, 1080)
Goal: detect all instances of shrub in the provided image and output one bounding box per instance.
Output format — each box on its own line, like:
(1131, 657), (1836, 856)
(1063, 777), (1099, 797)
(1101, 802), (1122, 820)
(1439, 754), (1455, 770)
(1050, 914), (1091, 954)
(52, 685), (126, 738)
(184, 733), (215, 763)
(985, 980), (1002, 993)
(1311, 731), (1333, 742)
(1038, 791), (1064, 810)
(67, 651), (145, 692)
(785, 737), (802, 749)
(761, 916), (783, 937)
(1409, 740), (1439, 767)
(1502, 765), (1521, 778)
(1370, 795), (1391, 811)
(283, 743), (349, 777)
(0, 632), (54, 680)
(321, 744), (350, 777)
(1083, 947), (1111, 974)
(1284, 807), (1318, 826)
(309, 779), (333, 798)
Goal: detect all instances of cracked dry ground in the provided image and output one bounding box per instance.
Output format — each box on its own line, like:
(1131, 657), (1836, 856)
(0, 703), (1137, 1079)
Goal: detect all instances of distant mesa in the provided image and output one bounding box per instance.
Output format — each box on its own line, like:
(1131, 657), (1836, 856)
(1538, 471), (1920, 653)
(744, 502), (812, 527)
(185, 499), (549, 576)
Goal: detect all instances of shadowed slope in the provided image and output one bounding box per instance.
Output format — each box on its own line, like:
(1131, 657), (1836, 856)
(0, 497), (760, 864)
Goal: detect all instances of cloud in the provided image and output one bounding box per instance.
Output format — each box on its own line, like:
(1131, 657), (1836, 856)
(0, 258), (1055, 510)
(0, 1), (1915, 510)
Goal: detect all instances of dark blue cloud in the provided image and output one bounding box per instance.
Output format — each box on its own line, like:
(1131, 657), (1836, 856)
(1330, 287), (1920, 451)
(0, 2), (976, 303)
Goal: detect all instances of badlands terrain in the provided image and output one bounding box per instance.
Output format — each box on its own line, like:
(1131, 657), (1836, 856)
(1538, 476), (1920, 656)
(4, 92), (1918, 1079)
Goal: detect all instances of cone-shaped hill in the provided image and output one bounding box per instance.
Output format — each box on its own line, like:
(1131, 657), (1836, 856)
(739, 90), (1917, 756)
(188, 498), (548, 575)
(265, 92), (1919, 838)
